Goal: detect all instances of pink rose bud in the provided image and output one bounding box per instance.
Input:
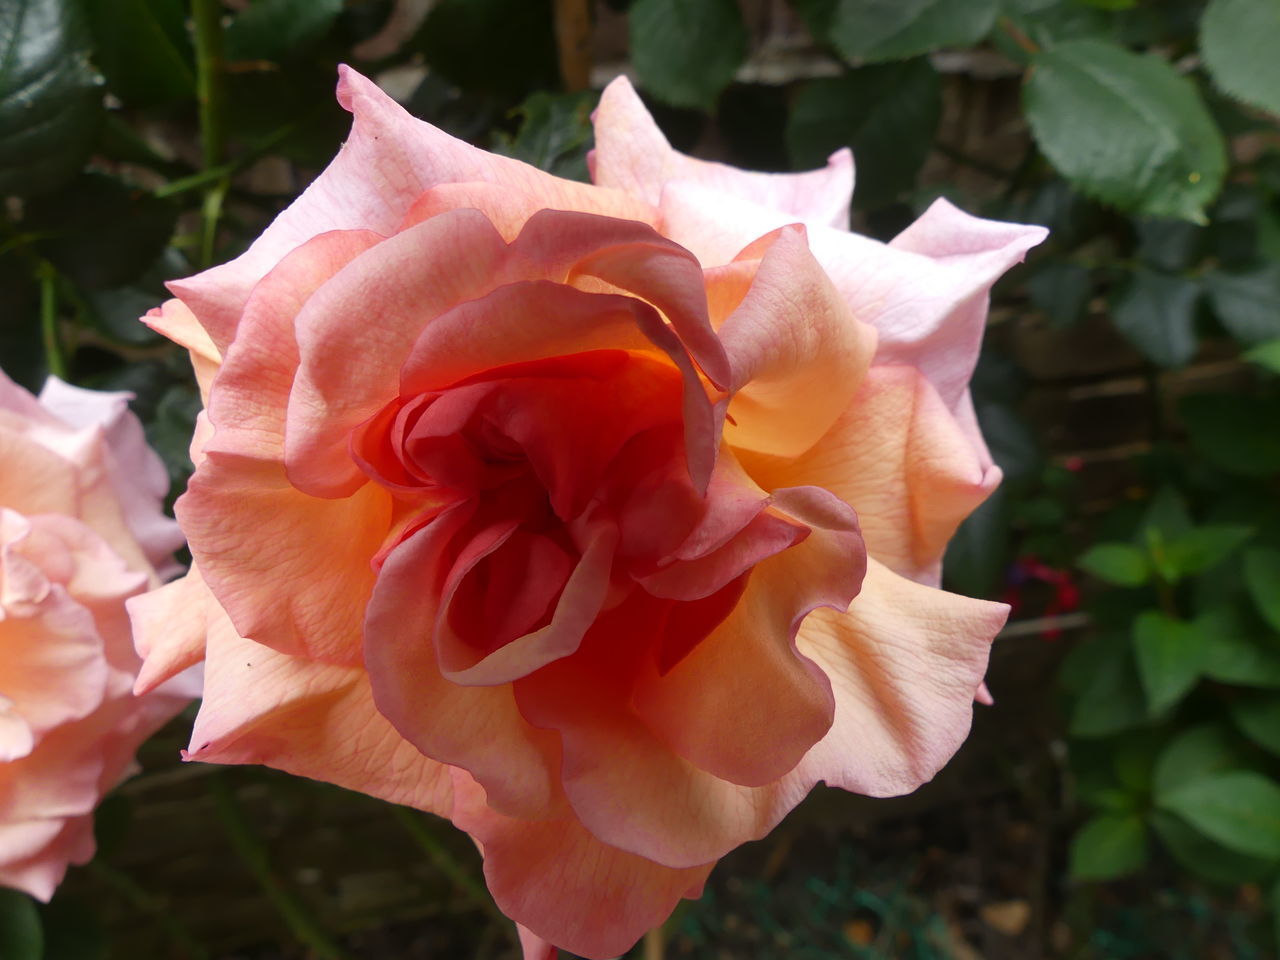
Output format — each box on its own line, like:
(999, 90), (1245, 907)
(0, 372), (193, 900)
(132, 68), (1046, 958)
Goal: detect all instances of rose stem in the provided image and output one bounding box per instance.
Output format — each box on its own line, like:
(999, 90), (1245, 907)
(190, 0), (228, 268)
(388, 804), (516, 938)
(37, 262), (67, 379)
(207, 773), (351, 960)
(89, 860), (210, 960)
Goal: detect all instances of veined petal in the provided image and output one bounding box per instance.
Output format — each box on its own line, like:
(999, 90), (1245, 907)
(592, 75), (853, 229)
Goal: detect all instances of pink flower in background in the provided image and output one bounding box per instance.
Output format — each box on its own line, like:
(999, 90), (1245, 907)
(0, 372), (191, 900)
(132, 67), (1044, 958)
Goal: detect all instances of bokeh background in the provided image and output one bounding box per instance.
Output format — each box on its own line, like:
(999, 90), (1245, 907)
(2, 0), (1280, 957)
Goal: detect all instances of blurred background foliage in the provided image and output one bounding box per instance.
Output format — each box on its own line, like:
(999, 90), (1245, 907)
(3, 0), (1280, 957)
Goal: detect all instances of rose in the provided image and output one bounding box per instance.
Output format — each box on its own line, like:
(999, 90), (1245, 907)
(132, 68), (1045, 958)
(0, 371), (191, 899)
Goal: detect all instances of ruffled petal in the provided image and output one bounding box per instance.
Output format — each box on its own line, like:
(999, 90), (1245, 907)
(452, 769), (714, 960)
(0, 818), (93, 902)
(283, 210), (512, 497)
(178, 453), (392, 666)
(364, 507), (564, 820)
(717, 225), (876, 458)
(794, 559), (1006, 797)
(208, 229), (383, 464)
(186, 605), (452, 816)
(591, 75), (853, 229)
(739, 364), (998, 585)
(172, 67), (653, 349)
(128, 566), (212, 695)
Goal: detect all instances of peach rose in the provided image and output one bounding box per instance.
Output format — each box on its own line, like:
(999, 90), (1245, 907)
(0, 371), (191, 899)
(131, 68), (1045, 957)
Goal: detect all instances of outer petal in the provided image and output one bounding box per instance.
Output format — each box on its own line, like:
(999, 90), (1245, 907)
(739, 365), (998, 585)
(173, 67), (653, 350)
(186, 602), (452, 816)
(142, 298), (222, 404)
(717, 225), (876, 459)
(36, 378), (184, 574)
(660, 184), (1045, 433)
(208, 229), (384, 464)
(128, 566), (212, 695)
(0, 818), (94, 902)
(178, 453), (392, 666)
(591, 76), (853, 229)
(794, 559), (1007, 797)
(451, 769), (713, 960)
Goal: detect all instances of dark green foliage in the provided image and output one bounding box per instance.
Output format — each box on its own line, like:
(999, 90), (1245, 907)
(629, 0), (747, 110)
(0, 0), (103, 197)
(787, 60), (941, 210)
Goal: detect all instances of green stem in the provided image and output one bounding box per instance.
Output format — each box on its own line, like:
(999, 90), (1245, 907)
(192, 0), (227, 267)
(90, 861), (210, 960)
(192, 0), (227, 171)
(390, 805), (510, 932)
(38, 263), (67, 379)
(208, 774), (350, 960)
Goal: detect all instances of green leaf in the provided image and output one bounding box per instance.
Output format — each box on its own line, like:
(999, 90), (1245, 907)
(824, 0), (999, 63)
(1205, 263), (1280, 346)
(494, 90), (596, 181)
(1132, 611), (1205, 714)
(0, 889), (41, 960)
(415, 0), (559, 100)
(225, 0), (344, 63)
(1142, 486), (1193, 542)
(787, 60), (941, 211)
(1027, 260), (1092, 327)
(25, 174), (178, 289)
(1180, 394), (1280, 476)
(82, 0), (192, 105)
(0, 0), (103, 198)
(1069, 638), (1148, 738)
(1200, 0), (1280, 117)
(629, 0), (747, 110)
(1230, 694), (1280, 757)
(1244, 547), (1280, 632)
(1151, 811), (1276, 884)
(1154, 723), (1254, 797)
(1069, 813), (1147, 880)
(1079, 542), (1150, 586)
(1158, 770), (1280, 858)
(1023, 40), (1227, 222)
(1160, 525), (1254, 580)
(1245, 338), (1280, 374)
(1201, 604), (1280, 688)
(1110, 267), (1201, 367)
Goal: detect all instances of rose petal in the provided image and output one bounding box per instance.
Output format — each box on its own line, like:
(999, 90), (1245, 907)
(0, 818), (93, 902)
(591, 75), (853, 229)
(794, 559), (1006, 796)
(739, 364), (998, 585)
(128, 566), (212, 695)
(717, 225), (877, 458)
(208, 229), (384, 464)
(178, 453), (392, 666)
(186, 605), (452, 815)
(451, 768), (714, 960)
(364, 506), (564, 820)
(172, 67), (653, 348)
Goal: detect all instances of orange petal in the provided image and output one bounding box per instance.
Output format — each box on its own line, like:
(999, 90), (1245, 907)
(793, 559), (1006, 797)
(178, 452), (391, 666)
(451, 769), (714, 960)
(187, 609), (452, 816)
(740, 364), (998, 585)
